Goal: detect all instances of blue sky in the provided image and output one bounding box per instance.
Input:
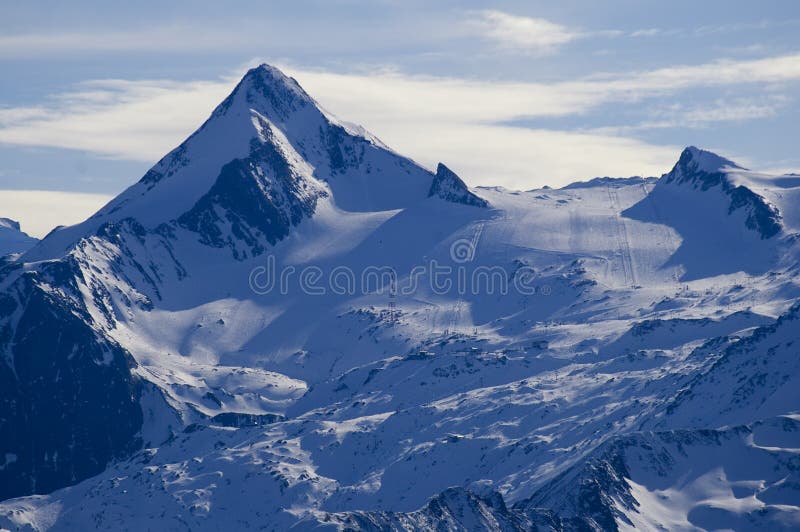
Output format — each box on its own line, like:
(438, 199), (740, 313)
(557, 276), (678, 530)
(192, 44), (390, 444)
(1, 0), (799, 236)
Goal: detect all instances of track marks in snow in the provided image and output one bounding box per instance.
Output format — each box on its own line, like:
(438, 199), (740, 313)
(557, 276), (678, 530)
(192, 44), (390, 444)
(448, 221), (486, 335)
(606, 185), (638, 288)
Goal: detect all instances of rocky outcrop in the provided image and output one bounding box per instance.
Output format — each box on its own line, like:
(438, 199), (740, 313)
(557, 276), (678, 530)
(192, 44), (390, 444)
(429, 163), (489, 208)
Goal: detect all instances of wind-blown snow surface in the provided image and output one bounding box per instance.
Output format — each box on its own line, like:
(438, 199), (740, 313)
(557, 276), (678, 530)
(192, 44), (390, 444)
(1, 66), (799, 531)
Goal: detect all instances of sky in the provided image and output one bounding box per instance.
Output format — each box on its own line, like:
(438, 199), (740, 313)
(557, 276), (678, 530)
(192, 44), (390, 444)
(1, 0), (799, 237)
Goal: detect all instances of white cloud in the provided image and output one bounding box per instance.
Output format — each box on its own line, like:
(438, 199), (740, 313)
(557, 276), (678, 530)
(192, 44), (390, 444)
(590, 96), (789, 135)
(0, 53), (799, 189)
(0, 79), (234, 161)
(1, 14), (580, 59)
(630, 28), (661, 37)
(605, 54), (800, 92)
(280, 68), (680, 184)
(0, 106), (50, 123)
(373, 122), (679, 188)
(468, 10), (579, 55)
(0, 26), (264, 58)
(0, 19), (465, 59)
(0, 190), (113, 238)
(681, 99), (783, 123)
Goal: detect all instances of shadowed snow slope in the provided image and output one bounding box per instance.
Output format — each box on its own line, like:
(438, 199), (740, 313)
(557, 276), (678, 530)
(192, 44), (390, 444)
(622, 146), (788, 280)
(0, 65), (799, 531)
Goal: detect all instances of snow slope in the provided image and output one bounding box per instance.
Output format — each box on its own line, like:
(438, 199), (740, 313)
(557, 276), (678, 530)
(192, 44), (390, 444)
(0, 65), (799, 531)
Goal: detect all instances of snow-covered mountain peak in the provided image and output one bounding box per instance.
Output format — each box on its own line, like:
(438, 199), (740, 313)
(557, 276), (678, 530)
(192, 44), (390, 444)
(0, 217), (37, 256)
(680, 146), (743, 173)
(0, 218), (20, 232)
(24, 64), (436, 262)
(215, 63), (323, 134)
(635, 147), (784, 245)
(665, 146), (744, 185)
(243, 63), (312, 107)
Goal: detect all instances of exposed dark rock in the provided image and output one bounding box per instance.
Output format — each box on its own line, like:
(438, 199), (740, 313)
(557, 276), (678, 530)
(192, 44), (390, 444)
(429, 163), (489, 208)
(0, 268), (143, 501)
(210, 412), (286, 428)
(178, 132), (324, 260)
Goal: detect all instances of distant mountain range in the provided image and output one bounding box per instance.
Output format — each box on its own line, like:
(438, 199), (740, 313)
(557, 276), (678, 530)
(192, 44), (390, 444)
(1, 64), (798, 531)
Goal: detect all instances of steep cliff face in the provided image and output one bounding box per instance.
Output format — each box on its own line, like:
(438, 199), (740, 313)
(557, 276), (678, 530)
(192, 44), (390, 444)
(176, 133), (326, 260)
(0, 260), (142, 500)
(428, 163), (488, 208)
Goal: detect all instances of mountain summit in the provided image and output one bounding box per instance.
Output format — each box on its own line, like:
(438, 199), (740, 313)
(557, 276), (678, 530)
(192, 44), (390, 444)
(656, 146), (782, 239)
(669, 145), (744, 180)
(0, 218), (37, 256)
(110, 63), (435, 220)
(26, 64), (437, 262)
